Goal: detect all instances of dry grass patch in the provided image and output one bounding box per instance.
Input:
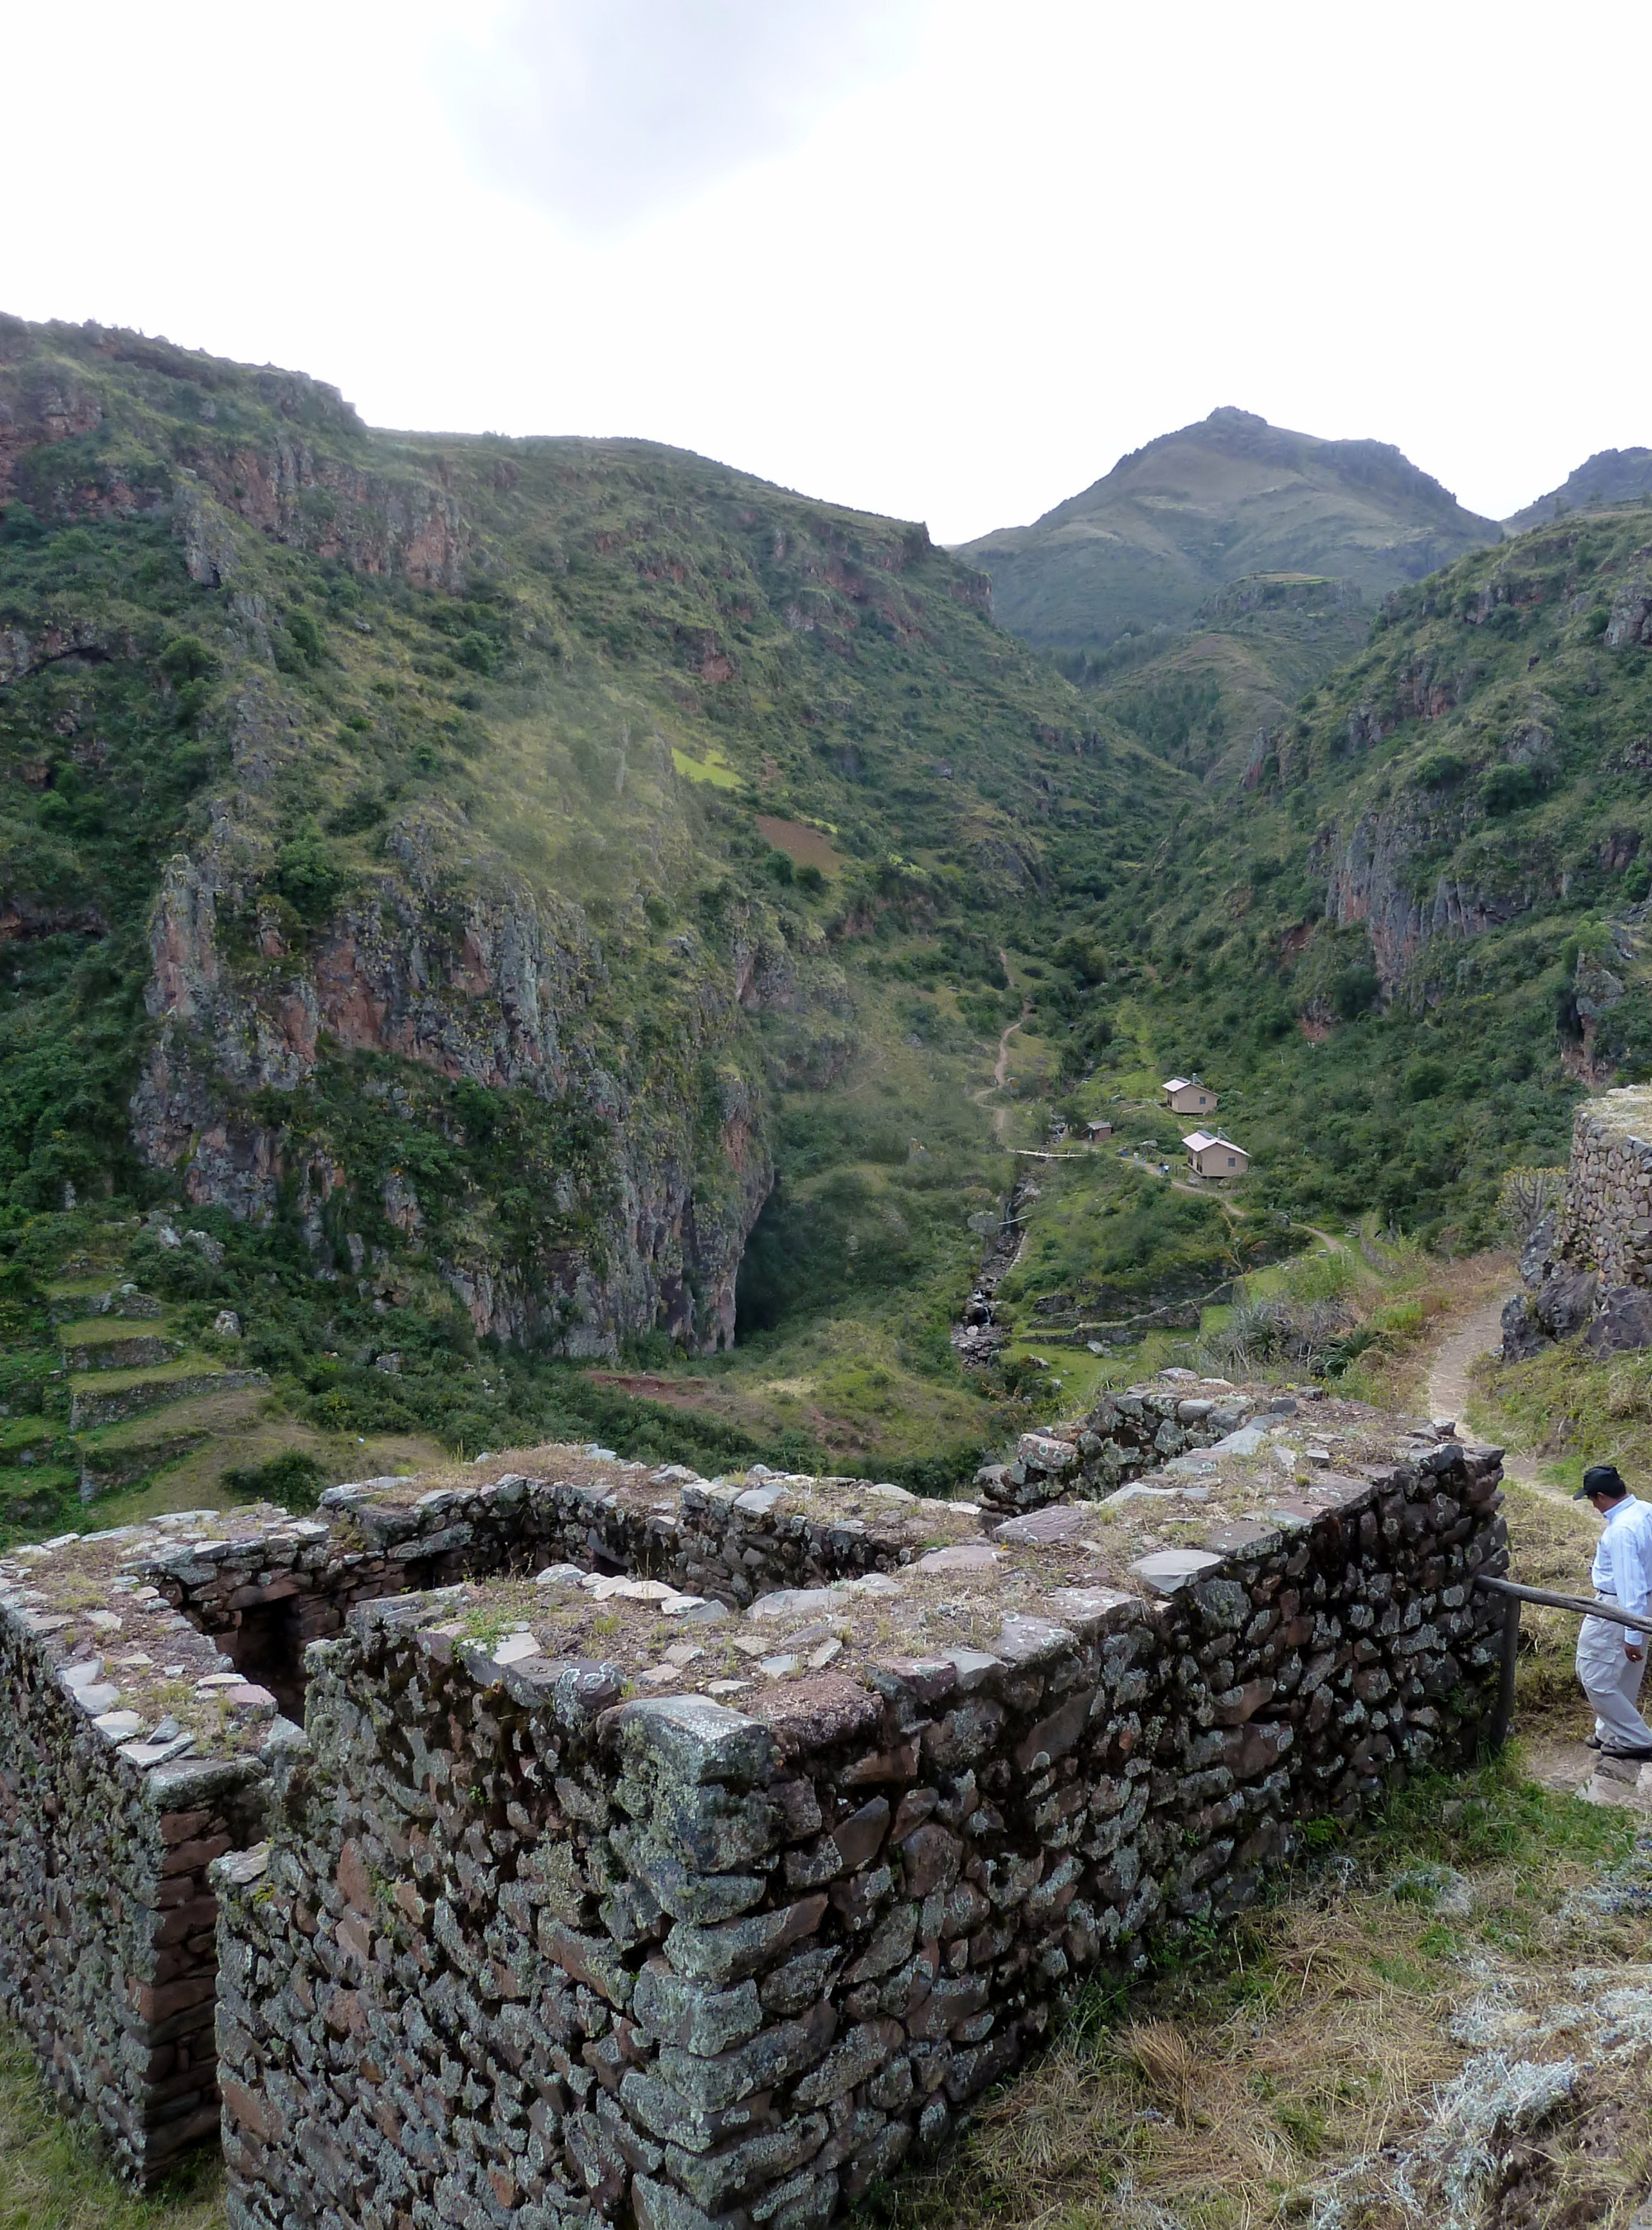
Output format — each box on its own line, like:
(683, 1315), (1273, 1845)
(871, 1762), (1650, 2230)
(1339, 1249), (1516, 1416)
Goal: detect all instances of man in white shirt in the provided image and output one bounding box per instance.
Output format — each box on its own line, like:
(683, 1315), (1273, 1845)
(1574, 1464), (1652, 1758)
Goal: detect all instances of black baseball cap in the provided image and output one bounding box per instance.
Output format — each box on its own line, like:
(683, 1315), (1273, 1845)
(1576, 1464), (1629, 1501)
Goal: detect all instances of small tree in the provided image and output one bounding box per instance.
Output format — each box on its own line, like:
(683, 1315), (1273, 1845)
(1498, 1165), (1566, 1241)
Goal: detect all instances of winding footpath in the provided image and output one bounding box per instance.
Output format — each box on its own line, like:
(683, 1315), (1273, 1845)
(971, 951), (1031, 1144)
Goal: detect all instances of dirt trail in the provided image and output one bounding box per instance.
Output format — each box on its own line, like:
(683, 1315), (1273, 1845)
(1424, 1290), (1559, 1499)
(972, 950), (1030, 1142)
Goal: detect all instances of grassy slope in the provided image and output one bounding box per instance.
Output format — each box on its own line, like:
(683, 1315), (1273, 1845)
(0, 315), (1195, 1523)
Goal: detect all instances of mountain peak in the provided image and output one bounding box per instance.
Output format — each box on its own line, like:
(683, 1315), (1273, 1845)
(1506, 446), (1652, 531)
(959, 410), (1499, 657)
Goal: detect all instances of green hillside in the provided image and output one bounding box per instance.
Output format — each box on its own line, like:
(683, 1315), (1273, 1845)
(957, 406), (1500, 658)
(0, 311), (1193, 1525)
(1506, 448), (1652, 531)
(1074, 572), (1370, 780)
(7, 311), (1650, 1536)
(986, 505), (1652, 1260)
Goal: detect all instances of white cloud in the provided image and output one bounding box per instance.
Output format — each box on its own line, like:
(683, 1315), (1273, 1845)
(440, 0), (930, 232)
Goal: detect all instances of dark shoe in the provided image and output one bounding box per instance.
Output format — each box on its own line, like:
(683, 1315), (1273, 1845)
(1600, 1744), (1652, 1761)
(1588, 1735), (1604, 1749)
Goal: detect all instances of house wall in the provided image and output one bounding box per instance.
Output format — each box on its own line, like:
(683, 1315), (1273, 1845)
(1189, 1146), (1244, 1177)
(0, 1470), (946, 2185)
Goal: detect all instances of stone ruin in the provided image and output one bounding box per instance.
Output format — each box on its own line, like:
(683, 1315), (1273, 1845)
(1505, 1085), (1652, 1359)
(0, 1387), (1510, 2230)
(976, 1373), (1312, 1516)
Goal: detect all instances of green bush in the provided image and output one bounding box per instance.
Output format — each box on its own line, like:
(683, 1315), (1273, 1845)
(1402, 1057), (1450, 1103)
(1413, 750), (1468, 790)
(286, 609), (325, 665)
(1332, 966), (1380, 1019)
(1482, 763), (1544, 816)
(222, 1450), (328, 1512)
(274, 831), (344, 923)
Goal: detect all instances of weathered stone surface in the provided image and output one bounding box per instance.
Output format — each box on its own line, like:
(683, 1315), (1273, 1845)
(990, 1506), (1093, 1547)
(1130, 1549), (1223, 1595)
(1512, 1092), (1652, 1359)
(1584, 1283), (1652, 1355)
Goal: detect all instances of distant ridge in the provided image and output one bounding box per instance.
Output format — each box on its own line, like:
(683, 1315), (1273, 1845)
(1506, 447), (1652, 531)
(958, 407), (1502, 658)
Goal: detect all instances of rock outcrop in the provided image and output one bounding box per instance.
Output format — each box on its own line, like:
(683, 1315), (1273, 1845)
(130, 833), (779, 1355)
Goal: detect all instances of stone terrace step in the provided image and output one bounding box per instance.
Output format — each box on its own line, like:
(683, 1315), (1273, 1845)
(73, 1383), (271, 1497)
(47, 1279), (166, 1326)
(69, 1364), (269, 1433)
(59, 1319), (183, 1374)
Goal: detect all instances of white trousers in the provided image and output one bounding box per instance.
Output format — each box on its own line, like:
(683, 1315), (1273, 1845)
(1576, 1601), (1652, 1753)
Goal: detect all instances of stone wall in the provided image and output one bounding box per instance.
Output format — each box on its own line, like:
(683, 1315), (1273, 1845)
(977, 1380), (1306, 1516)
(1504, 1087), (1652, 1359)
(149, 1469), (953, 1715)
(215, 1435), (1507, 2230)
(0, 1574), (268, 2183)
(0, 1464), (969, 2180)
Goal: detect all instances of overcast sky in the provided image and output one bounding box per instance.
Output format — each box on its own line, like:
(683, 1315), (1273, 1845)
(5, 0), (1650, 543)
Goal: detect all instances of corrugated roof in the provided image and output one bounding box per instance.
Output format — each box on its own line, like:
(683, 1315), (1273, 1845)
(1184, 1131), (1247, 1155)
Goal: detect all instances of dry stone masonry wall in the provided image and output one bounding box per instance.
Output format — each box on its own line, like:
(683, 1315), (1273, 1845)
(978, 1377), (1321, 1516)
(1505, 1086), (1652, 1359)
(0, 1463), (969, 2182)
(0, 1394), (1508, 2218)
(0, 1547), (268, 2182)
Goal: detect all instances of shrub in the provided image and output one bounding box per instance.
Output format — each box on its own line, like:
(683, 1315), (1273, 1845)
(325, 790), (387, 837)
(1482, 762), (1544, 815)
(1413, 750), (1468, 790)
(1402, 1057), (1450, 1103)
(286, 609), (325, 665)
(1332, 966), (1381, 1020)
(1497, 1165), (1566, 1240)
(158, 634), (217, 683)
(221, 1449), (328, 1512)
(274, 830), (344, 923)
(1053, 932), (1108, 984)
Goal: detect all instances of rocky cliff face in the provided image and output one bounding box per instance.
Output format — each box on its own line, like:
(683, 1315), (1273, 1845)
(1317, 799), (1530, 991)
(0, 312), (1154, 1388)
(127, 820), (789, 1355)
(0, 317), (885, 1359)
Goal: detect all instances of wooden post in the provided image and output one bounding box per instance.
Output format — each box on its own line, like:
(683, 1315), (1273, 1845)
(1491, 1591), (1521, 1749)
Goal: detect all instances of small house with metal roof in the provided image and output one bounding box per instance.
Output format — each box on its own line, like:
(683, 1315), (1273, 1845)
(1183, 1129), (1248, 1179)
(1162, 1076), (1217, 1117)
